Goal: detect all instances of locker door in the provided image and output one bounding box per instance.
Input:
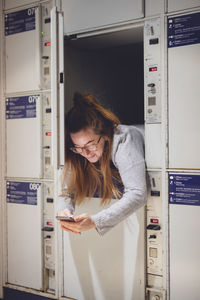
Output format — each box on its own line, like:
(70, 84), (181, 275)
(168, 0), (200, 13)
(0, 1), (4, 298)
(51, 6), (65, 169)
(5, 6), (41, 93)
(169, 173), (200, 300)
(7, 181), (43, 290)
(168, 12), (200, 169)
(5, 0), (35, 10)
(6, 94), (42, 178)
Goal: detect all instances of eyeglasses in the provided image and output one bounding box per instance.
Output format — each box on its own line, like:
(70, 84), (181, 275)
(70, 136), (102, 154)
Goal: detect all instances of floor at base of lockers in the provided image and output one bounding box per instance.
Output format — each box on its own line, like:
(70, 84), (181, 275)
(3, 287), (53, 300)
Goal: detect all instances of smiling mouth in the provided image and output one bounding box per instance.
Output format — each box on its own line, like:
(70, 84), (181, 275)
(87, 153), (97, 159)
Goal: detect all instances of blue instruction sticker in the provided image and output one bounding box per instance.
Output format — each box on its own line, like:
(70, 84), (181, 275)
(5, 7), (37, 36)
(7, 181), (41, 205)
(169, 174), (200, 206)
(6, 95), (39, 119)
(168, 12), (200, 48)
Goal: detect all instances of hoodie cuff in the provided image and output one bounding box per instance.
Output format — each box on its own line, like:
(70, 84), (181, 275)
(92, 214), (113, 236)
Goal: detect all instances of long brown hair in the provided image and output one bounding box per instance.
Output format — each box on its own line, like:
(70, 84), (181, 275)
(62, 92), (121, 205)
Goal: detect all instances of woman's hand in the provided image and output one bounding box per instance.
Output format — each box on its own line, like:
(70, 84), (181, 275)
(57, 208), (78, 234)
(60, 213), (96, 234)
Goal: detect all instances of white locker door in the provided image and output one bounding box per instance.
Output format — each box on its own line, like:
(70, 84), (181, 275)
(4, 0), (35, 10)
(169, 174), (200, 300)
(6, 94), (42, 178)
(0, 1), (3, 297)
(5, 6), (41, 93)
(168, 12), (200, 169)
(63, 199), (145, 300)
(51, 6), (65, 169)
(168, 0), (200, 13)
(7, 181), (43, 290)
(63, 0), (144, 34)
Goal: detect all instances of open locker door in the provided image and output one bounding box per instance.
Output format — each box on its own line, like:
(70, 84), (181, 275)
(0, 0), (3, 297)
(51, 4), (65, 298)
(51, 4), (65, 170)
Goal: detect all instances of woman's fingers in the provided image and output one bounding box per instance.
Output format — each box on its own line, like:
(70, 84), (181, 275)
(74, 213), (87, 222)
(58, 213), (96, 234)
(60, 221), (80, 234)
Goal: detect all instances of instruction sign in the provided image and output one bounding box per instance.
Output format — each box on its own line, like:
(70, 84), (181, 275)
(7, 181), (41, 205)
(5, 7), (36, 36)
(169, 174), (200, 206)
(6, 95), (38, 119)
(168, 12), (200, 48)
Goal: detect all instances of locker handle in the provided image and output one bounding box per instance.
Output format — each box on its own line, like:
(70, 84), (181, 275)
(147, 224), (161, 230)
(42, 227), (54, 232)
(60, 72), (64, 83)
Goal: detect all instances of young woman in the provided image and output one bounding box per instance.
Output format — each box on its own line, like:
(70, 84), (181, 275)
(57, 92), (147, 236)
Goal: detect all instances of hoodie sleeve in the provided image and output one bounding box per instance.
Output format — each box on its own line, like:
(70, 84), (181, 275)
(92, 126), (147, 235)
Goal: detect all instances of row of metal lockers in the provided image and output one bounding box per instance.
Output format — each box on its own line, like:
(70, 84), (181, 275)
(1, 0), (200, 300)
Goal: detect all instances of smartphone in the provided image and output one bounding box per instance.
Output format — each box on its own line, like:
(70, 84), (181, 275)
(56, 215), (75, 222)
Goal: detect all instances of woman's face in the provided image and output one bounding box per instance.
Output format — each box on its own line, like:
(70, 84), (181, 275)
(70, 127), (107, 163)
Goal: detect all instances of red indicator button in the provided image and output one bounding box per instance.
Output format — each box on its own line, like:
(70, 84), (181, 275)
(45, 42), (51, 46)
(150, 218), (159, 224)
(149, 66), (157, 72)
(46, 132), (52, 136)
(47, 221), (53, 226)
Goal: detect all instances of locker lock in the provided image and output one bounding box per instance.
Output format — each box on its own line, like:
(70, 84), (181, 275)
(42, 227), (54, 232)
(149, 38), (159, 45)
(42, 56), (49, 60)
(44, 235), (51, 239)
(44, 18), (51, 24)
(147, 224), (161, 230)
(147, 83), (155, 87)
(149, 234), (157, 239)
